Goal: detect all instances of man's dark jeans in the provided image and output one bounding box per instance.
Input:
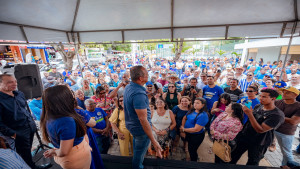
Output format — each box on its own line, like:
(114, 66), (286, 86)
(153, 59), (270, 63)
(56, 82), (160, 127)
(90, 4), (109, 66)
(230, 138), (268, 165)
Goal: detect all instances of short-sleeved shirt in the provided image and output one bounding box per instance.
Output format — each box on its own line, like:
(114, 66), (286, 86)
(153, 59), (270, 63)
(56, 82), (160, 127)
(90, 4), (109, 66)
(238, 105), (285, 146)
(237, 96), (260, 124)
(224, 87), (243, 102)
(172, 105), (188, 128)
(203, 85), (224, 111)
(75, 109), (91, 124)
(85, 108), (107, 136)
(184, 111), (209, 134)
(47, 117), (84, 148)
(124, 82), (151, 136)
(109, 108), (126, 131)
(275, 100), (300, 135)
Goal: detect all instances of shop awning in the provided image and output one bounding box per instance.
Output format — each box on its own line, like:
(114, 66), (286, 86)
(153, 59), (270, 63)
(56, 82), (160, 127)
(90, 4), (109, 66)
(0, 0), (299, 43)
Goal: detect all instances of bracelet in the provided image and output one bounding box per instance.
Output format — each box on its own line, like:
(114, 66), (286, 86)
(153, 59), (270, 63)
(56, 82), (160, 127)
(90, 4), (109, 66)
(183, 128), (185, 132)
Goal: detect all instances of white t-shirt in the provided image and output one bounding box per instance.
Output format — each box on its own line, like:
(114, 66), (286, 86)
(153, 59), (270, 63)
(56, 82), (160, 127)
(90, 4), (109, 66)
(176, 62), (184, 69)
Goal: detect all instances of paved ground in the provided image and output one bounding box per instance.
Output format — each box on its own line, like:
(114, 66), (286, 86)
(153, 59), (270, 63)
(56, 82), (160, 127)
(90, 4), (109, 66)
(32, 126), (300, 168)
(108, 132), (271, 166)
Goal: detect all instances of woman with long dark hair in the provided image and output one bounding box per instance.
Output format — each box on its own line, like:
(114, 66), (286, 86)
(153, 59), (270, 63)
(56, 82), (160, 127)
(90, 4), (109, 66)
(162, 83), (181, 110)
(41, 85), (91, 169)
(172, 96), (191, 152)
(210, 103), (244, 163)
(180, 98), (209, 161)
(211, 93), (231, 117)
(109, 96), (133, 156)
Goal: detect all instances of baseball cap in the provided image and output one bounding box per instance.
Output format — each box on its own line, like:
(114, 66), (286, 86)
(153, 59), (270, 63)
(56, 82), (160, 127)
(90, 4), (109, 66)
(146, 81), (153, 86)
(274, 81), (287, 88)
(279, 86), (300, 95)
(264, 74), (273, 79)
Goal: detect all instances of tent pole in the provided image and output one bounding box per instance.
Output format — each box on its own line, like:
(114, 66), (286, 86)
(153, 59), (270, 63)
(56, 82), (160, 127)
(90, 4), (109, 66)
(280, 22), (297, 81)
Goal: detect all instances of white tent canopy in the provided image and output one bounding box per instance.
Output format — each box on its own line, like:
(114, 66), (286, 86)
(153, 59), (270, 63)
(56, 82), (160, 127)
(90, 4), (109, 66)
(0, 0), (299, 43)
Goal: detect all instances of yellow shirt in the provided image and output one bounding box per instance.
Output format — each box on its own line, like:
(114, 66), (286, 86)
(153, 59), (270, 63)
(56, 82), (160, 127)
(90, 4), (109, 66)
(109, 108), (126, 130)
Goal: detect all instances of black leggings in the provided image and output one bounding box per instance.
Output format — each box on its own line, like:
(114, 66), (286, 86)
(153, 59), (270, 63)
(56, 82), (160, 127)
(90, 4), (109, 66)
(186, 132), (205, 161)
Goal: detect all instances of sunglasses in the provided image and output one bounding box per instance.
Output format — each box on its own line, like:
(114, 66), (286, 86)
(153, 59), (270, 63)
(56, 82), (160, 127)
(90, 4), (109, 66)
(246, 90), (254, 92)
(169, 86), (175, 88)
(99, 92), (106, 95)
(247, 74), (253, 76)
(147, 86), (153, 87)
(119, 100), (123, 102)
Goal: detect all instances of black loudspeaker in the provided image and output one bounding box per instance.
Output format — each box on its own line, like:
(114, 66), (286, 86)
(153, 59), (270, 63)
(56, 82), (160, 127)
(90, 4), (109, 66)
(3, 64), (43, 99)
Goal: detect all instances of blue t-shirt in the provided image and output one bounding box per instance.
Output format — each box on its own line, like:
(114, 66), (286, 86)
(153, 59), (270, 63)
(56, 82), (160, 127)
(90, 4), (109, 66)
(172, 105), (188, 128)
(124, 82), (151, 136)
(203, 85), (224, 110)
(75, 109), (91, 124)
(184, 111), (209, 134)
(28, 99), (42, 120)
(237, 96), (260, 124)
(47, 117), (84, 148)
(77, 97), (89, 110)
(85, 108), (107, 136)
(256, 72), (266, 80)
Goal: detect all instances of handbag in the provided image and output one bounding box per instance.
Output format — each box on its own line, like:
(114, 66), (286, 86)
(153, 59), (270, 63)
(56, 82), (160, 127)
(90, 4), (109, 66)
(212, 138), (231, 162)
(212, 115), (231, 162)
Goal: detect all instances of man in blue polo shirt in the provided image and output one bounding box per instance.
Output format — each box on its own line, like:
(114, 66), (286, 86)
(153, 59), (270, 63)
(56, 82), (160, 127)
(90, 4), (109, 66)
(124, 66), (162, 169)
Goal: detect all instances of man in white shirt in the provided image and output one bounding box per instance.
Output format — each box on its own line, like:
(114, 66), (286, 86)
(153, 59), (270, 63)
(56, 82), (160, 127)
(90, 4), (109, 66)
(176, 59), (184, 78)
(288, 74), (300, 90)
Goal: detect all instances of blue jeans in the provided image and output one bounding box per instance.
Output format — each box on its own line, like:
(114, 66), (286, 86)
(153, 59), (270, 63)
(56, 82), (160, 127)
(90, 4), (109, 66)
(275, 131), (298, 166)
(132, 134), (150, 169)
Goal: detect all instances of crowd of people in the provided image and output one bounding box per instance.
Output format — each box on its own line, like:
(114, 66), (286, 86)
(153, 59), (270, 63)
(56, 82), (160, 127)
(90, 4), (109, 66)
(1, 55), (300, 169)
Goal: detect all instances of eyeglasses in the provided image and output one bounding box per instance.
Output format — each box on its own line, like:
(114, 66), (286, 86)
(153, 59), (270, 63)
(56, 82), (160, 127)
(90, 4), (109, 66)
(86, 103), (96, 105)
(169, 86), (175, 88)
(99, 92), (106, 95)
(246, 90), (254, 92)
(147, 86), (153, 87)
(247, 74), (253, 76)
(156, 101), (164, 104)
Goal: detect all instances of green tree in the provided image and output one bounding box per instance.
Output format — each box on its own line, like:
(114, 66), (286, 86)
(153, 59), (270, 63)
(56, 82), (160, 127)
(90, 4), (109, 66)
(216, 49), (226, 57)
(231, 51), (241, 57)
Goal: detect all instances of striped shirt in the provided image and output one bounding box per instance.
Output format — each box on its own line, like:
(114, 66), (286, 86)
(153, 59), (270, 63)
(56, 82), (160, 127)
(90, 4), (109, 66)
(0, 149), (30, 169)
(239, 78), (257, 92)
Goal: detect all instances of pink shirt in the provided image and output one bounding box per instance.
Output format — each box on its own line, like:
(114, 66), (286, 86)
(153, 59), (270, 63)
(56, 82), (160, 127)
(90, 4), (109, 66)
(210, 112), (243, 141)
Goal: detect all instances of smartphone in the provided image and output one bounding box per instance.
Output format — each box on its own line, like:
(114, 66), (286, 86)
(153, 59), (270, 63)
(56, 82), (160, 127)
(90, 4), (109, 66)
(243, 100), (252, 109)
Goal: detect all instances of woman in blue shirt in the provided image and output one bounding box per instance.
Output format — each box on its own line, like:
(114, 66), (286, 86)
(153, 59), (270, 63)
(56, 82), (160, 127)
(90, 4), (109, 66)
(41, 85), (91, 169)
(237, 85), (260, 124)
(171, 96), (191, 152)
(180, 98), (209, 161)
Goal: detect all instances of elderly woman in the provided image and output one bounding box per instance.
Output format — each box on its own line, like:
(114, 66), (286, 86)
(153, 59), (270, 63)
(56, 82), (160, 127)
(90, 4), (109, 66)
(84, 99), (110, 154)
(148, 97), (176, 159)
(75, 90), (89, 110)
(210, 103), (243, 164)
(109, 96), (133, 156)
(81, 79), (95, 97)
(91, 86), (114, 116)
